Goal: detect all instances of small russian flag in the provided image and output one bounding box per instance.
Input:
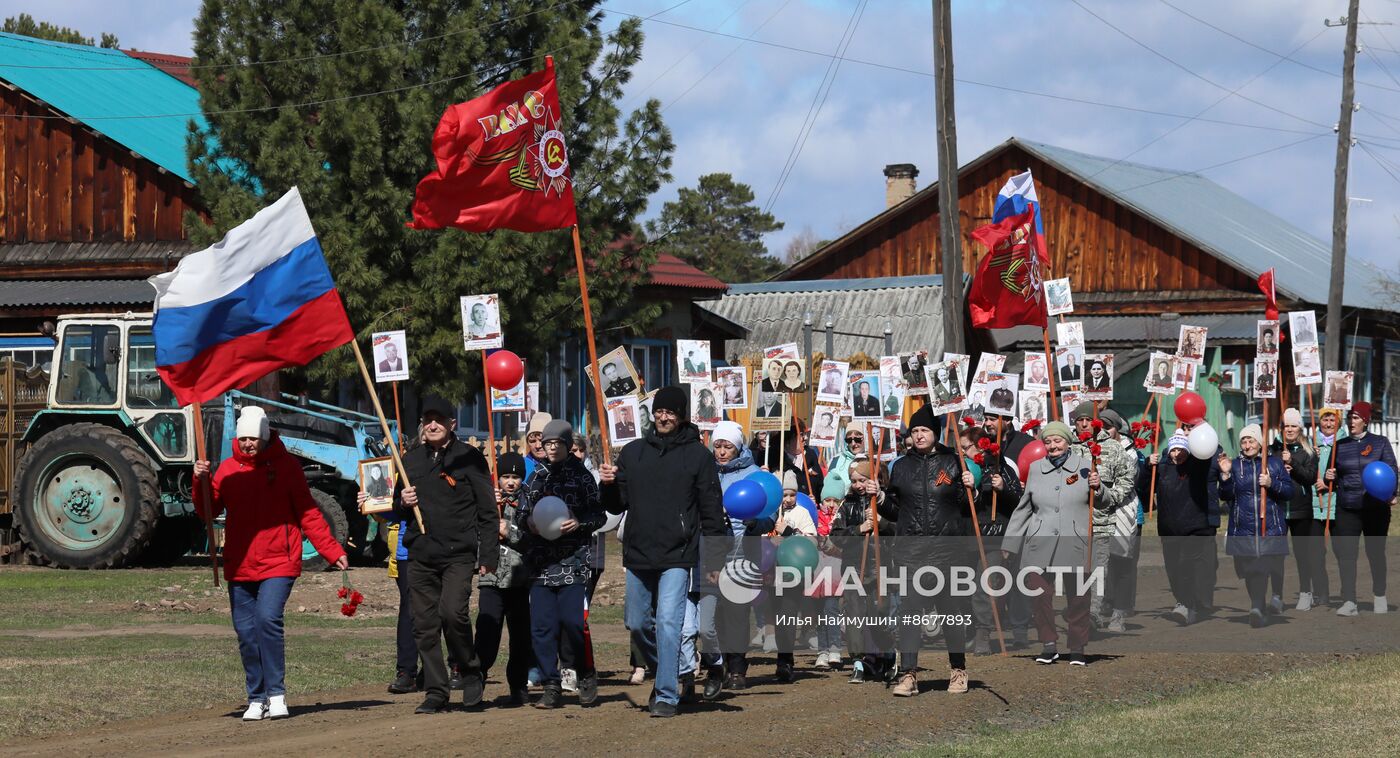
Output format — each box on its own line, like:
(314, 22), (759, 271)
(149, 187), (353, 406)
(991, 169), (1049, 261)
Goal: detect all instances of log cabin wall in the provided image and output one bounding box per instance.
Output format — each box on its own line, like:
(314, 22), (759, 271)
(780, 144), (1258, 310)
(0, 85), (203, 250)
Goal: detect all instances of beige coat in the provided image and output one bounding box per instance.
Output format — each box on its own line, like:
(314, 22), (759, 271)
(1001, 450), (1101, 571)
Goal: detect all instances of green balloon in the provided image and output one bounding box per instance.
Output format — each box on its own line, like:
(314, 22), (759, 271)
(775, 535), (820, 574)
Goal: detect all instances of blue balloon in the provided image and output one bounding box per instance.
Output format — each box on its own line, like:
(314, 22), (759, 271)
(1363, 461), (1398, 501)
(747, 470), (784, 512)
(795, 492), (818, 525)
(723, 480), (767, 520)
(758, 496), (780, 522)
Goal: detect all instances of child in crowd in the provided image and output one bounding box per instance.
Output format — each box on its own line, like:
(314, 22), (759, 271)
(474, 453), (533, 705)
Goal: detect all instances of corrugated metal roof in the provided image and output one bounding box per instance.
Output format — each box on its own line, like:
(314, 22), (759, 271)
(0, 279), (155, 307)
(702, 275), (945, 361)
(992, 313), (1262, 350)
(0, 241), (195, 265)
(1013, 138), (1385, 311)
(0, 33), (206, 183)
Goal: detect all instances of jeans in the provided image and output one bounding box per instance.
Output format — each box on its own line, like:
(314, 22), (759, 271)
(817, 596), (842, 651)
(476, 585), (532, 690)
(394, 570), (418, 674)
(229, 576), (295, 703)
(530, 582), (591, 685)
(680, 592), (721, 675)
(625, 567), (690, 706)
(560, 569), (603, 672)
(408, 560), (481, 701)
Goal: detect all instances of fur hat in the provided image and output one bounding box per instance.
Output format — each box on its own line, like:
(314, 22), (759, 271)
(497, 452), (526, 478)
(711, 420), (744, 451)
(652, 385), (689, 420)
(235, 406), (269, 441)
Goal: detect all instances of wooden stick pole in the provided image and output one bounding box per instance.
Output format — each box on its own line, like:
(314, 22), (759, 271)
(791, 402), (816, 498)
(953, 414), (1008, 655)
(1260, 398), (1269, 541)
(190, 403), (220, 587)
(391, 381), (404, 449)
(992, 416), (1003, 521)
(1087, 407), (1098, 571)
(571, 226), (611, 460)
(351, 339), (423, 533)
(1042, 327), (1060, 420)
(1148, 395), (1162, 520)
(481, 355), (500, 488)
(867, 421), (883, 602)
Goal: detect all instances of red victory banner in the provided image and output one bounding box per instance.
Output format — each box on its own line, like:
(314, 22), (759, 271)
(1257, 267), (1278, 321)
(408, 57), (577, 232)
(968, 207), (1049, 329)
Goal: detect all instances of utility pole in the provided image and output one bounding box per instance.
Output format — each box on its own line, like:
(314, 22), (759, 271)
(934, 0), (964, 355)
(1325, 1), (1359, 371)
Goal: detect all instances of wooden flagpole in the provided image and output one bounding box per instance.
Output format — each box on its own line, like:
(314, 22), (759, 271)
(1042, 328), (1060, 420)
(351, 340), (423, 532)
(953, 412), (1008, 655)
(1260, 398), (1269, 543)
(1086, 406), (1098, 571)
(481, 355), (499, 486)
(190, 403), (220, 586)
(991, 416), (1003, 521)
(571, 226), (611, 460)
(391, 381), (404, 448)
(1147, 394), (1162, 520)
(867, 421), (882, 602)
(791, 402), (816, 497)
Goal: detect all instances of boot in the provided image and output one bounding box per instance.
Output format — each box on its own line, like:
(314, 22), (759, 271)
(775, 661), (794, 684)
(892, 671), (918, 697)
(415, 695), (447, 714)
(973, 628), (991, 655)
(679, 672), (696, 703)
(388, 669), (417, 694)
(534, 684), (562, 709)
(703, 668), (723, 700)
(577, 673), (599, 705)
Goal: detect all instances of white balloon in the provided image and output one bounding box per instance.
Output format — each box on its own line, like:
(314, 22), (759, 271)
(598, 510), (624, 534)
(1188, 423), (1219, 460)
(529, 496), (571, 541)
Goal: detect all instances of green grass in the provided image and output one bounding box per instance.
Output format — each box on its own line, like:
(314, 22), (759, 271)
(922, 653), (1400, 757)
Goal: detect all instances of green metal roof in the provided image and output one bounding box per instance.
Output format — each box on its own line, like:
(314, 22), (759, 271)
(0, 32), (204, 184)
(1009, 138), (1388, 313)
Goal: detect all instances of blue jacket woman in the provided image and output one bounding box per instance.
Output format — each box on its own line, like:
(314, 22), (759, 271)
(1219, 424), (1294, 626)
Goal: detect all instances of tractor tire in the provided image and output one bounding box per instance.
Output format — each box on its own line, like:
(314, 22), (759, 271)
(14, 423), (161, 569)
(301, 488), (349, 572)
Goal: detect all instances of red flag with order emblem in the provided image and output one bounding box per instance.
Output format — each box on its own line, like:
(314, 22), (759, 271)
(407, 57), (577, 233)
(1257, 268), (1278, 320)
(968, 207), (1049, 329)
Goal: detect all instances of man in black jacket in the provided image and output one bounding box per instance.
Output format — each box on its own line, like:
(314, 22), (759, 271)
(1150, 431), (1221, 625)
(600, 386), (727, 718)
(394, 401), (499, 713)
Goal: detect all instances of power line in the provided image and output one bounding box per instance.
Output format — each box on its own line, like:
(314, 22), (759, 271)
(658, 0), (794, 114)
(621, 0), (756, 111)
(1110, 133), (1330, 195)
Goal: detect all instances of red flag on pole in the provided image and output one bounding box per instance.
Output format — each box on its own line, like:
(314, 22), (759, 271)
(407, 57), (577, 232)
(1257, 268), (1278, 320)
(968, 207), (1050, 329)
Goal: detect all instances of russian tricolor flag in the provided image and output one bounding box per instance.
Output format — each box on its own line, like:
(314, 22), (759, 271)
(991, 170), (1049, 262)
(149, 187), (354, 406)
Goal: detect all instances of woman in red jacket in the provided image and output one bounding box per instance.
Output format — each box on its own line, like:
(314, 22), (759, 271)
(195, 406), (347, 721)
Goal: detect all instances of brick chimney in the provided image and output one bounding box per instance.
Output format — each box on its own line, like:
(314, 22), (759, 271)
(883, 163), (918, 208)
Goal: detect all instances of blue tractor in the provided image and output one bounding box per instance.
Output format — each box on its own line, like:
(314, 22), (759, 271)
(5, 313), (396, 570)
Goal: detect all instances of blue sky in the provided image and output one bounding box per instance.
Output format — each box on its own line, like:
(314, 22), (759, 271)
(10, 0), (1397, 270)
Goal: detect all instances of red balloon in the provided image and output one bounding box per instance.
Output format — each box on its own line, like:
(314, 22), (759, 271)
(485, 350), (524, 390)
(1173, 391), (1207, 425)
(1015, 440), (1048, 484)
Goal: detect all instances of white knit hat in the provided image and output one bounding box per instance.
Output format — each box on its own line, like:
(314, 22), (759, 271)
(782, 469), (799, 492)
(1240, 424), (1262, 444)
(235, 406), (269, 441)
(711, 420), (744, 451)
(1283, 408), (1303, 427)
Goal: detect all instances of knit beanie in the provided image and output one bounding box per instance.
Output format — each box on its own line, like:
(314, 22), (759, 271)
(1041, 420), (1073, 442)
(542, 418), (574, 444)
(1282, 408), (1303, 427)
(1099, 408), (1126, 434)
(909, 403), (939, 433)
(1167, 432), (1189, 452)
(711, 420), (745, 451)
(652, 385), (689, 420)
(235, 406), (270, 440)
(782, 469), (799, 492)
(526, 412), (553, 436)
(497, 452), (526, 478)
(821, 477), (846, 501)
(1351, 401), (1373, 423)
(1240, 424), (1262, 444)
(1071, 401), (1095, 421)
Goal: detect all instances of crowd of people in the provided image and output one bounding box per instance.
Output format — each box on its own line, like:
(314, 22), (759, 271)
(197, 387), (1397, 720)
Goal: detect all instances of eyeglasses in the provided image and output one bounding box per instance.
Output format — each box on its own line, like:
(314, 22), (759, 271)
(653, 409), (678, 420)
(542, 439), (566, 448)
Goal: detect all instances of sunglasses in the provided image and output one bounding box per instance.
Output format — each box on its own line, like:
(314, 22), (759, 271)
(845, 436), (863, 443)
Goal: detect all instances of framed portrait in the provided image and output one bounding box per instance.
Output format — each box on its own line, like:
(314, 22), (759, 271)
(460, 293), (503, 350)
(517, 381), (540, 432)
(358, 456), (397, 514)
(1288, 310), (1319, 347)
(1173, 359), (1199, 390)
(1143, 351), (1177, 394)
(925, 360), (967, 416)
(815, 360), (851, 404)
(715, 366), (749, 409)
(638, 389), (658, 438)
(371, 330), (409, 383)
(1253, 359), (1278, 400)
(586, 346), (642, 400)
(690, 383), (722, 430)
(1023, 352), (1052, 391)
(900, 351), (930, 395)
(1324, 370), (1354, 410)
(880, 385), (905, 428)
(1055, 345), (1085, 387)
(607, 396), (643, 444)
(761, 356), (807, 394)
(763, 342), (800, 360)
(1176, 325), (1208, 363)
(1060, 391), (1084, 423)
(1044, 277), (1074, 316)
(1056, 321), (1085, 349)
(985, 372), (1019, 417)
(751, 389), (789, 431)
(972, 353), (1006, 386)
(1257, 320), (1280, 357)
(676, 339), (712, 384)
(1018, 390), (1048, 425)
(810, 402), (841, 450)
(490, 374), (526, 411)
(1292, 345), (1322, 386)
(879, 355), (904, 393)
(1082, 353), (1114, 400)
(848, 371), (883, 421)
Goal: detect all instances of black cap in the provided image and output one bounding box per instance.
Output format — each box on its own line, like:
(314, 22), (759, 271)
(652, 385), (689, 419)
(909, 404), (940, 434)
(497, 452), (526, 478)
(420, 399), (454, 420)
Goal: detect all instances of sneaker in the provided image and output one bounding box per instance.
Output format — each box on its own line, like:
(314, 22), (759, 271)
(629, 667), (647, 686)
(892, 671), (918, 697)
(388, 669), (418, 694)
(1376, 596), (1389, 614)
(1069, 651), (1087, 666)
(750, 630), (765, 649)
(1107, 610), (1127, 633)
(560, 668), (578, 694)
(1170, 603), (1190, 624)
(1185, 607), (1198, 625)
(534, 684), (562, 709)
(947, 668), (969, 694)
(448, 666), (464, 691)
(775, 662), (794, 684)
(1268, 595), (1285, 616)
(1296, 592), (1313, 612)
(827, 648), (843, 670)
(807, 634), (820, 652)
(814, 651), (831, 670)
(241, 701), (268, 721)
(1249, 609), (1266, 628)
(414, 696), (447, 714)
(1338, 600), (1359, 617)
(267, 695), (289, 719)
(973, 628), (991, 656)
(649, 699), (678, 718)
(848, 661), (866, 684)
(577, 673), (599, 705)
(1035, 644), (1059, 664)
(703, 672), (723, 701)
(763, 637), (777, 653)
(460, 672), (484, 708)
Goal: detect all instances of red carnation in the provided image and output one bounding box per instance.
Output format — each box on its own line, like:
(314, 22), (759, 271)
(973, 453), (985, 465)
(1089, 443), (1102, 457)
(350, 591), (364, 606)
(1021, 420), (1043, 433)
(1078, 431), (1093, 442)
(337, 587), (349, 599)
(340, 603), (356, 617)
(961, 415), (976, 427)
(989, 443), (1001, 455)
(1091, 419), (1104, 431)
(976, 437), (991, 450)
(1135, 438), (1148, 449)
(1130, 421), (1142, 432)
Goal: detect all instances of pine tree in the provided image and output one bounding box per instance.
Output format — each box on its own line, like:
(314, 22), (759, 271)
(2, 13), (119, 47)
(645, 173), (784, 284)
(189, 1), (673, 402)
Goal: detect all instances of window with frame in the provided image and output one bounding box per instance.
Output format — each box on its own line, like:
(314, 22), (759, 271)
(126, 328), (178, 408)
(627, 342), (672, 392)
(54, 325), (119, 406)
(1385, 344), (1400, 420)
(1345, 337), (1372, 403)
